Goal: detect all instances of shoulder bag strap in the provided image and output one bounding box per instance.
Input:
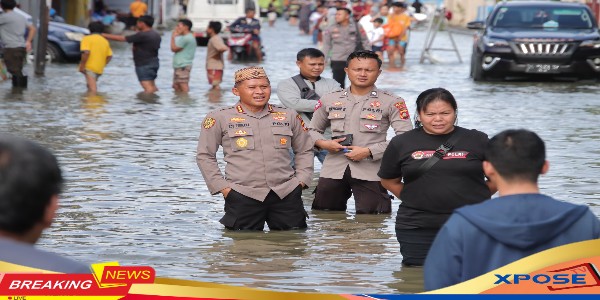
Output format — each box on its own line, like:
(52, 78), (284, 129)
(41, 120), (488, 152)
(291, 74), (315, 120)
(291, 74), (311, 99)
(412, 129), (466, 180)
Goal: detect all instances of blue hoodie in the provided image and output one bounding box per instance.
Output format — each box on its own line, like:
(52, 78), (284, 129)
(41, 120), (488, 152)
(424, 194), (600, 291)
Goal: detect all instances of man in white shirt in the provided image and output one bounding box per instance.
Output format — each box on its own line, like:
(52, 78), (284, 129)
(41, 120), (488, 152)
(369, 17), (385, 59)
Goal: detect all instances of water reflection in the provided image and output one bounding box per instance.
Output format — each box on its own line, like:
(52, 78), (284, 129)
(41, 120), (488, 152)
(206, 89), (223, 103)
(10, 86), (26, 96)
(388, 268), (425, 294)
(82, 93), (108, 111)
(172, 92), (194, 105)
(136, 92), (161, 104)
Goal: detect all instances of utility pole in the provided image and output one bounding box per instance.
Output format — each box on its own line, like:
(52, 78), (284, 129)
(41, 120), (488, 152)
(34, 0), (49, 75)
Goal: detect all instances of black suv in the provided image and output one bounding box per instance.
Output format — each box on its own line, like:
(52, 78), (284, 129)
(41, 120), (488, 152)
(467, 1), (600, 81)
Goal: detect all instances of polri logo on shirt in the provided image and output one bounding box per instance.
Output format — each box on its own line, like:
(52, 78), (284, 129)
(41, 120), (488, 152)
(411, 151), (469, 160)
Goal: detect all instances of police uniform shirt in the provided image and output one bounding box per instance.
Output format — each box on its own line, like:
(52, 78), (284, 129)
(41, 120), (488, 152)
(322, 21), (371, 62)
(197, 102), (314, 201)
(308, 87), (413, 181)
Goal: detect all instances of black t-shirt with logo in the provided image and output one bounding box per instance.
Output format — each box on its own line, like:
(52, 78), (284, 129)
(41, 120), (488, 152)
(378, 126), (491, 229)
(125, 30), (161, 67)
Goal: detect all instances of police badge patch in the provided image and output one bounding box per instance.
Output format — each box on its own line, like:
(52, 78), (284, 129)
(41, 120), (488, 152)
(364, 124), (379, 130)
(236, 138), (248, 148)
(315, 100), (323, 111)
(394, 101), (410, 120)
(411, 151), (425, 160)
(297, 114), (308, 131)
(203, 117), (216, 129)
(230, 117), (246, 122)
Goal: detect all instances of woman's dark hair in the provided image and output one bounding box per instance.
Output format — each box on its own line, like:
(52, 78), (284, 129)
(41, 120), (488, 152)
(346, 50), (382, 68)
(414, 88), (458, 127)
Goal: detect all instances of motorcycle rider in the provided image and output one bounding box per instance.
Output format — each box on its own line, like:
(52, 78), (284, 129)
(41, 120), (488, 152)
(229, 8), (263, 62)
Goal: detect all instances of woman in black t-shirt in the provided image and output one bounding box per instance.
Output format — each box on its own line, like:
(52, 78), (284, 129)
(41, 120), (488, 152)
(378, 88), (496, 267)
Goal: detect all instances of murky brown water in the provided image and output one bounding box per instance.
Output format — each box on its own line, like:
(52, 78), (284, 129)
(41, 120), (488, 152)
(1, 18), (599, 294)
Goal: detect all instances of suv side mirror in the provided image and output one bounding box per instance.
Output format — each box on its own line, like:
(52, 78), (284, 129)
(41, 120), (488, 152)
(467, 21), (485, 30)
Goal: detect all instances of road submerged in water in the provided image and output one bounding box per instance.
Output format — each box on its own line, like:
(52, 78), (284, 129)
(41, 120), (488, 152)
(1, 18), (599, 294)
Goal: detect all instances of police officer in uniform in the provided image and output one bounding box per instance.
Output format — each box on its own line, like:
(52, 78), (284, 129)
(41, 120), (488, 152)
(196, 67), (314, 230)
(322, 7), (370, 88)
(308, 50), (412, 214)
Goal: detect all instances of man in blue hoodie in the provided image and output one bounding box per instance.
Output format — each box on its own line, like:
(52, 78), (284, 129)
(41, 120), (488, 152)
(424, 129), (600, 291)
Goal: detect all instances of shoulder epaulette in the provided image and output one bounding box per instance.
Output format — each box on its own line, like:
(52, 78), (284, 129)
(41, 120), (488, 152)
(379, 89), (395, 97)
(269, 103), (286, 109)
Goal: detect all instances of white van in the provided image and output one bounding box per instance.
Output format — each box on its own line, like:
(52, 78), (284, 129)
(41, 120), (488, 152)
(187, 0), (259, 46)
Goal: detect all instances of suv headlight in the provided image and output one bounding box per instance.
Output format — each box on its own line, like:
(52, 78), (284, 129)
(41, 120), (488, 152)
(64, 32), (85, 42)
(580, 40), (600, 49)
(483, 37), (509, 47)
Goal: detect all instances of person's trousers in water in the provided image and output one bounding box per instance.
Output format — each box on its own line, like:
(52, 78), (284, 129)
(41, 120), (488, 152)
(395, 227), (439, 266)
(219, 186), (307, 230)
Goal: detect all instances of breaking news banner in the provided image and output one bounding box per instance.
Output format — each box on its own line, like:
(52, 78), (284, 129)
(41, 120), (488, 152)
(0, 240), (599, 299)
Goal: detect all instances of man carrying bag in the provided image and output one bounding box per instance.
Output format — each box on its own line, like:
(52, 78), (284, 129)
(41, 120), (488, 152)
(277, 48), (341, 164)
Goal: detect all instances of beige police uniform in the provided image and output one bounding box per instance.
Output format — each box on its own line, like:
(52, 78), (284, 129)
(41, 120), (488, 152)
(308, 87), (412, 213)
(196, 102), (314, 229)
(322, 21), (371, 88)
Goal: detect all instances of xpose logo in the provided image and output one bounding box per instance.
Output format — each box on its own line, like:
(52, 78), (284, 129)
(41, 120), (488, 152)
(494, 263), (600, 291)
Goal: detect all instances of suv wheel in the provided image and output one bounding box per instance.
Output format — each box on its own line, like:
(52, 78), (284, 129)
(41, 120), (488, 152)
(46, 43), (62, 62)
(471, 53), (486, 82)
(26, 43), (62, 64)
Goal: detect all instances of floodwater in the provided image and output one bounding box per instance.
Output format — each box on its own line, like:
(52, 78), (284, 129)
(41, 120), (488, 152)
(1, 18), (599, 294)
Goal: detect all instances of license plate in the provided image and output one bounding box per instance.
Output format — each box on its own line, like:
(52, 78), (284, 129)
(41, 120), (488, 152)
(525, 64), (560, 74)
